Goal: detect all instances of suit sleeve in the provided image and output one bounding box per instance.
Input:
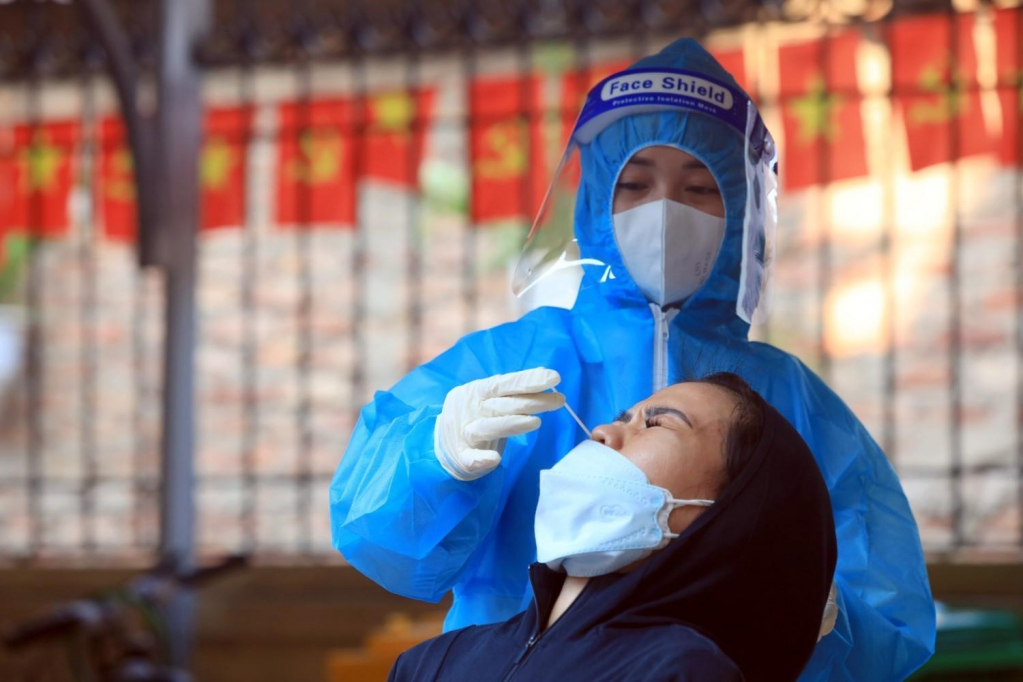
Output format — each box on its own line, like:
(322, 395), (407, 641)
(768, 356), (936, 681)
(329, 320), (543, 602)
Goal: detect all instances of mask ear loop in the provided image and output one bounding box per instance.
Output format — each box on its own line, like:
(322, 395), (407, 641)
(661, 498), (715, 540)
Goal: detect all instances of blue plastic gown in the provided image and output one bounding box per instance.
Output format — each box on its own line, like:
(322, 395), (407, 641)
(331, 38), (936, 680)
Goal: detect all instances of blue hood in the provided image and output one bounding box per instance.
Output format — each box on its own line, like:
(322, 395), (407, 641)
(573, 38), (754, 338)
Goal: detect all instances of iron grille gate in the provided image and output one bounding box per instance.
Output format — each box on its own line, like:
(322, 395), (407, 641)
(0, 0), (1020, 570)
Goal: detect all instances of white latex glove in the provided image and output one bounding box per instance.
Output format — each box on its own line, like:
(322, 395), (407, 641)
(434, 368), (565, 481)
(818, 582), (838, 641)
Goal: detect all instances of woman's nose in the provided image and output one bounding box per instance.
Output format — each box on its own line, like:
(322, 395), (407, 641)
(591, 423), (624, 451)
(667, 184), (689, 206)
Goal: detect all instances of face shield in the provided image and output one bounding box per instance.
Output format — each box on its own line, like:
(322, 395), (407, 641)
(511, 67), (778, 324)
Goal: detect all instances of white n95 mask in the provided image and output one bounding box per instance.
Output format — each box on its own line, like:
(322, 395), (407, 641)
(612, 198), (726, 307)
(534, 439), (714, 577)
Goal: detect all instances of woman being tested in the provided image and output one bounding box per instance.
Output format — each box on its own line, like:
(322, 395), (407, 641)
(331, 38), (934, 680)
(388, 374), (837, 682)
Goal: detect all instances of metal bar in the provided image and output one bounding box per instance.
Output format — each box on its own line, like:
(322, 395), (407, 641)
(1015, 4), (1023, 549)
(6, 1), (979, 76)
(947, 9), (964, 549)
(132, 0), (158, 549)
(882, 16), (899, 463)
(350, 52), (368, 478)
(0, 459), (985, 484)
(462, 46), (478, 335)
(0, 472), (338, 486)
(130, 244), (149, 549)
(154, 0), (207, 666)
(405, 52), (424, 374)
(79, 70), (99, 554)
(238, 58), (259, 553)
(294, 54), (314, 553)
(816, 25), (834, 384)
(24, 55), (43, 559)
(516, 43), (532, 242)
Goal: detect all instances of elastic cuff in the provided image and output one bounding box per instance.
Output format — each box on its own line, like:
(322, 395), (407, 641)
(433, 422), (479, 481)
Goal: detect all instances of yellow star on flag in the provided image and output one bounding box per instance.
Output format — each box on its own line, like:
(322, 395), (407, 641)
(287, 129), (342, 184)
(18, 131), (62, 194)
(200, 136), (236, 190)
(908, 63), (969, 126)
(107, 147), (135, 202)
(789, 75), (840, 144)
(372, 92), (415, 132)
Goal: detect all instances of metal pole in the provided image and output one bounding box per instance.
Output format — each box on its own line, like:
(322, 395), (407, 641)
(78, 0), (206, 665)
(155, 0), (207, 668)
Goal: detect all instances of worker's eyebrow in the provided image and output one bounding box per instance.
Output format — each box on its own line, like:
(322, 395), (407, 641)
(625, 156), (708, 171)
(643, 405), (694, 428)
(614, 409), (633, 423)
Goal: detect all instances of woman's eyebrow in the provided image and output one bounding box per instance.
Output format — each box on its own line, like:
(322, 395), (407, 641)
(614, 409), (633, 423)
(643, 405), (694, 428)
(625, 157), (655, 167)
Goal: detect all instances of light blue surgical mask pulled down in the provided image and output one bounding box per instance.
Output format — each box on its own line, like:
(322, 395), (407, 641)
(534, 439), (714, 577)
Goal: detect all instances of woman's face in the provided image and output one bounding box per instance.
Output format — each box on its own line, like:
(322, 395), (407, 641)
(612, 145), (725, 218)
(591, 382), (735, 537)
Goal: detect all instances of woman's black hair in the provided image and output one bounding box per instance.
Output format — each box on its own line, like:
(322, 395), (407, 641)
(697, 372), (766, 486)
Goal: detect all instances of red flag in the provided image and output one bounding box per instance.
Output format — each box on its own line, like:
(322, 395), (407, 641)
(556, 60), (632, 193)
(559, 61), (632, 147)
(362, 89), (435, 187)
(98, 117), (136, 241)
(275, 98), (356, 227)
(469, 74), (548, 223)
(0, 120), (78, 238)
(709, 46), (753, 96)
(101, 107), (255, 240)
(778, 30), (869, 190)
(995, 8), (1022, 166)
(892, 13), (995, 171)
(201, 106), (253, 230)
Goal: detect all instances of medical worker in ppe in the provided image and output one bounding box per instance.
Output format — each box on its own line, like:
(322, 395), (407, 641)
(330, 38), (935, 680)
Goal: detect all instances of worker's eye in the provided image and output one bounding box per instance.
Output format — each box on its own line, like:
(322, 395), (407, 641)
(616, 181), (649, 192)
(644, 416), (665, 428)
(687, 185), (720, 196)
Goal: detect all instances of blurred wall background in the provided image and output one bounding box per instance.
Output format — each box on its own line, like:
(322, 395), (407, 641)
(0, 0), (1021, 679)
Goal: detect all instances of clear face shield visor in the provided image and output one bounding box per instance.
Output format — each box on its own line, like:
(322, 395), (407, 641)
(511, 67), (778, 324)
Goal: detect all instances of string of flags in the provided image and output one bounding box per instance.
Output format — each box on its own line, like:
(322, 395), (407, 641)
(0, 8), (1021, 253)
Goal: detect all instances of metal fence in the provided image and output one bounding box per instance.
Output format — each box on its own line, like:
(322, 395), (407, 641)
(0, 0), (1021, 565)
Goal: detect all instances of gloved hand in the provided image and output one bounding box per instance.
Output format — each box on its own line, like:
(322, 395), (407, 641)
(818, 582), (839, 641)
(434, 368), (565, 481)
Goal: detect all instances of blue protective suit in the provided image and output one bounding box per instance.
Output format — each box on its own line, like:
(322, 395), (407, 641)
(330, 38), (936, 680)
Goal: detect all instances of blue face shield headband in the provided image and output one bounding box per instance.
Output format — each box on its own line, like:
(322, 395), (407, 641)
(512, 67), (779, 324)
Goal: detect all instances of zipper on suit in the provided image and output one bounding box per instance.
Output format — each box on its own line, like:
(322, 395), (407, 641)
(498, 577), (594, 682)
(499, 633), (540, 682)
(651, 303), (678, 393)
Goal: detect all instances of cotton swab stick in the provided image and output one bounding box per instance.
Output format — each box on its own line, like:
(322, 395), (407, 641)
(545, 387), (592, 438)
(562, 399), (592, 438)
